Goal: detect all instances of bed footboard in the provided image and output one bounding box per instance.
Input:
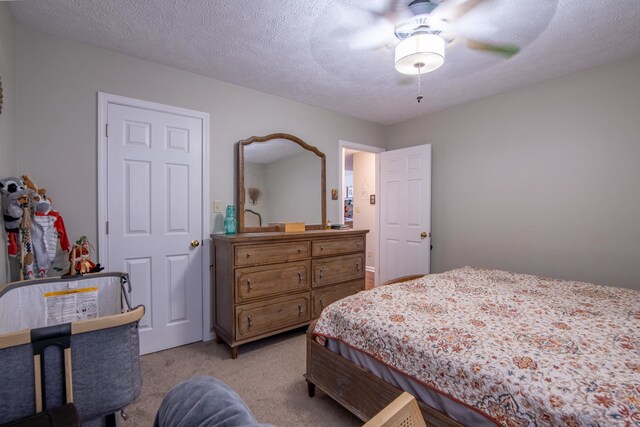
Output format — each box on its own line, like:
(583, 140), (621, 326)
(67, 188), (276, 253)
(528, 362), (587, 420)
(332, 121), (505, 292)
(304, 320), (461, 427)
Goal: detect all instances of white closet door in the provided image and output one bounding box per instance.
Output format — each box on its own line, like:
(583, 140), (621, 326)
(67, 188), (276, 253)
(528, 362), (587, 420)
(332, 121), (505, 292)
(106, 103), (203, 354)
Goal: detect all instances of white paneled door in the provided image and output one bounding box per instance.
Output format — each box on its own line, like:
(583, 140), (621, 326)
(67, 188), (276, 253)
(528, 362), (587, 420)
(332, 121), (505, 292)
(379, 144), (431, 283)
(106, 103), (204, 354)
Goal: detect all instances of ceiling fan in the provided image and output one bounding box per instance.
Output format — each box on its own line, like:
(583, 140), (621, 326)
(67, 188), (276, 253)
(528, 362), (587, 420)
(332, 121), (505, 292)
(339, 0), (520, 102)
(345, 0), (520, 73)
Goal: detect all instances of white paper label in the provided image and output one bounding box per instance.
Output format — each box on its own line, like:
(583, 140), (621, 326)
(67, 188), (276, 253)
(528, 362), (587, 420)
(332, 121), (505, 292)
(45, 287), (99, 326)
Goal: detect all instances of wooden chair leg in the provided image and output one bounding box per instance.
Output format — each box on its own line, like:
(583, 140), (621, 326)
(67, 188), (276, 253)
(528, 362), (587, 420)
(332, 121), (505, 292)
(105, 413), (117, 427)
(307, 380), (316, 397)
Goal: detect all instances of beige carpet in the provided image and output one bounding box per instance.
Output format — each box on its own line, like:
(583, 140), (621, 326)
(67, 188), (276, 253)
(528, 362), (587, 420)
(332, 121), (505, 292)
(122, 328), (361, 426)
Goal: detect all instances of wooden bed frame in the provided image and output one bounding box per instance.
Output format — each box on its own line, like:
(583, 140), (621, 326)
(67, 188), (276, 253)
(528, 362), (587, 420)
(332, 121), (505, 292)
(304, 275), (464, 427)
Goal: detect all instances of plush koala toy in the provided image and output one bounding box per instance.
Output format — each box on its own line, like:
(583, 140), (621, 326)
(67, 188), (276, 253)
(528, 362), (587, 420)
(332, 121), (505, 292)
(0, 177), (29, 231)
(1, 177), (30, 258)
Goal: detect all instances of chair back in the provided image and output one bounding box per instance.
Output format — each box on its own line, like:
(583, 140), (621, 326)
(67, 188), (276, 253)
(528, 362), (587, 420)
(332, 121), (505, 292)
(363, 392), (427, 427)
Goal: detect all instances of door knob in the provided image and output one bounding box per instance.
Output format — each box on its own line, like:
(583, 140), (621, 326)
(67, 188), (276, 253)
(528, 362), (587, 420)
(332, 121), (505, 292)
(420, 232), (429, 239)
(190, 239), (200, 248)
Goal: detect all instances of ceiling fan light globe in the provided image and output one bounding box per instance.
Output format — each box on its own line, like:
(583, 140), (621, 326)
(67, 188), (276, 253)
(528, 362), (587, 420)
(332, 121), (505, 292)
(394, 33), (445, 75)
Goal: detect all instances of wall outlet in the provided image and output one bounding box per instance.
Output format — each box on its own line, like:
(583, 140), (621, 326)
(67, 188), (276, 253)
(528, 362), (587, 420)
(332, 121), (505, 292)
(367, 250), (372, 257)
(355, 206), (361, 213)
(213, 200), (222, 213)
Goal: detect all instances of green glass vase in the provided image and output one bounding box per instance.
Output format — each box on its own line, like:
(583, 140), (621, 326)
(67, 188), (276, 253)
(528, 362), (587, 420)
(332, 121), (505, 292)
(224, 205), (237, 234)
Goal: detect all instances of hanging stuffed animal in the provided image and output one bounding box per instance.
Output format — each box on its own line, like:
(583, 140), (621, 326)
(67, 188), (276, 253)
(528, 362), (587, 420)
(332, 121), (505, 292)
(30, 197), (54, 277)
(19, 175), (45, 278)
(19, 199), (35, 279)
(67, 236), (103, 276)
(22, 175), (70, 277)
(21, 175), (40, 195)
(32, 195), (70, 276)
(0, 177), (29, 257)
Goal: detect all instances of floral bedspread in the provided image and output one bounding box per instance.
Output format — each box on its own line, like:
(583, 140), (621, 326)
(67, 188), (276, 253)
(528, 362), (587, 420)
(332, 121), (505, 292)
(314, 267), (640, 426)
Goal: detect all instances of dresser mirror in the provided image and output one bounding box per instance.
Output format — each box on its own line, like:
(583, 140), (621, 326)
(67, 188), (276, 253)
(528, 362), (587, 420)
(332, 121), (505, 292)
(238, 133), (326, 232)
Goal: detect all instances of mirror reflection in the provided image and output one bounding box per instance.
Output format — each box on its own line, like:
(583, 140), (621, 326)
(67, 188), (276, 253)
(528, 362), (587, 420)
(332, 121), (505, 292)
(242, 138), (323, 229)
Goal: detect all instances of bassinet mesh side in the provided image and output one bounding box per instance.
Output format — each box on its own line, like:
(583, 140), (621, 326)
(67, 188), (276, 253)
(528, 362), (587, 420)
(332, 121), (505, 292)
(0, 273), (127, 334)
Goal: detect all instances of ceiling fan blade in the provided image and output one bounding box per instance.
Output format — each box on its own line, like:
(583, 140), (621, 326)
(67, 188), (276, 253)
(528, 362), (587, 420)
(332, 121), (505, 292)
(331, 0), (409, 51)
(349, 0), (407, 21)
(465, 38), (520, 58)
(431, 0), (487, 22)
(450, 0), (487, 20)
(348, 19), (397, 50)
(378, 0), (411, 20)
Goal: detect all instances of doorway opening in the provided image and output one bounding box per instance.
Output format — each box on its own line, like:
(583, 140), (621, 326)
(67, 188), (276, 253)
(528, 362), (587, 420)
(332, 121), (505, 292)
(339, 141), (384, 289)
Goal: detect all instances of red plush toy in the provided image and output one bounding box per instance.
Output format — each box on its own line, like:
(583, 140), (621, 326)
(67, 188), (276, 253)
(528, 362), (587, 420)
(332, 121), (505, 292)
(67, 236), (103, 275)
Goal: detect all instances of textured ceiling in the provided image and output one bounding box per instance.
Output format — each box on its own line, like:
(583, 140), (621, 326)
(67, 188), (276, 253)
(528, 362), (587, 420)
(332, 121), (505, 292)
(9, 0), (640, 125)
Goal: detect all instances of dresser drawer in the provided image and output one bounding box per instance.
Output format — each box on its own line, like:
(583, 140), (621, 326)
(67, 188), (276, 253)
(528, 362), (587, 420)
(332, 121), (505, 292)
(235, 261), (310, 303)
(234, 241), (310, 266)
(312, 281), (363, 318)
(312, 254), (365, 288)
(312, 237), (364, 257)
(235, 294), (310, 339)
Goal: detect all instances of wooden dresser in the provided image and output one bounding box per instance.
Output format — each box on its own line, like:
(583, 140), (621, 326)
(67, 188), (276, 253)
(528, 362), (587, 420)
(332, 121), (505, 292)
(211, 229), (368, 358)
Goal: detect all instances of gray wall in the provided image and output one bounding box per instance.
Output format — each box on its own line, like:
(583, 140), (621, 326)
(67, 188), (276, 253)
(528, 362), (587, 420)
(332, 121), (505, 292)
(15, 26), (385, 270)
(0, 4), (17, 283)
(386, 55), (640, 290)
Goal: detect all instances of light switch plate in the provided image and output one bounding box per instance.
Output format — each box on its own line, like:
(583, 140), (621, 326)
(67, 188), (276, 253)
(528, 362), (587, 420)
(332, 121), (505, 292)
(355, 206), (361, 213)
(213, 200), (222, 213)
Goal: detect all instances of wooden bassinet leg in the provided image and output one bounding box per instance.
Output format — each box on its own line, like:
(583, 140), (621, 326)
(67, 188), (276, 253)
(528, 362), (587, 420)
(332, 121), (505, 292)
(34, 354), (43, 413)
(64, 348), (74, 404)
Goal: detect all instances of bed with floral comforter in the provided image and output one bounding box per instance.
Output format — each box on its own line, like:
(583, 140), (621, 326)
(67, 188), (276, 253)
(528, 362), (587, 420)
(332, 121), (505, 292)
(314, 267), (640, 426)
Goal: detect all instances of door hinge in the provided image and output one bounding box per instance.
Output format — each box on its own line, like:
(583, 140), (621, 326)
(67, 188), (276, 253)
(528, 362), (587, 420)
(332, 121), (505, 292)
(105, 123), (109, 138)
(209, 265), (214, 272)
(106, 221), (109, 235)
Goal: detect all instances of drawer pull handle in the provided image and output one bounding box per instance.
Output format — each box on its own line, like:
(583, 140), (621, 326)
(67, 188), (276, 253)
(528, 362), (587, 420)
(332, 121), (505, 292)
(356, 262), (361, 272)
(247, 279), (252, 290)
(298, 248), (302, 253)
(247, 316), (253, 328)
(319, 299), (325, 309)
(356, 242), (361, 246)
(320, 246), (324, 251)
(319, 268), (324, 278)
(298, 304), (302, 316)
(298, 271), (303, 283)
(246, 252), (251, 258)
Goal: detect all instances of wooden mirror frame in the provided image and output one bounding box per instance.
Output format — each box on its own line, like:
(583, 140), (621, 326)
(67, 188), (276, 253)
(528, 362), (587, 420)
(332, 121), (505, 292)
(238, 133), (326, 233)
